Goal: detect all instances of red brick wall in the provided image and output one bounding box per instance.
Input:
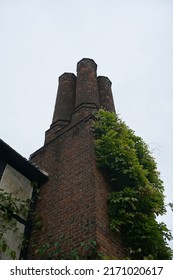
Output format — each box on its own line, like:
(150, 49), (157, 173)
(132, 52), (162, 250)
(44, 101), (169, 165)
(28, 59), (126, 259)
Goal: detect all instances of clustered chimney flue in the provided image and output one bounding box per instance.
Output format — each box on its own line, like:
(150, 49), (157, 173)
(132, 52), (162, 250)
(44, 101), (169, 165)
(97, 76), (116, 113)
(51, 58), (115, 130)
(52, 73), (76, 126)
(75, 58), (99, 109)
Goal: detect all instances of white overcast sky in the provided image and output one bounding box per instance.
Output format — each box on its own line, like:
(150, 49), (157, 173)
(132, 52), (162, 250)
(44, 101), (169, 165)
(0, 0), (173, 250)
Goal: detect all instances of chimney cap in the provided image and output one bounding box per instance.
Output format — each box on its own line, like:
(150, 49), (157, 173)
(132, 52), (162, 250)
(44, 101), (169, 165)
(97, 76), (112, 85)
(77, 58), (97, 71)
(59, 72), (76, 81)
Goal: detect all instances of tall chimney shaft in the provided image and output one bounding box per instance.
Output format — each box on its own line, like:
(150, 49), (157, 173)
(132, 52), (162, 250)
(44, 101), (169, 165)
(52, 73), (76, 127)
(75, 58), (100, 109)
(97, 76), (115, 113)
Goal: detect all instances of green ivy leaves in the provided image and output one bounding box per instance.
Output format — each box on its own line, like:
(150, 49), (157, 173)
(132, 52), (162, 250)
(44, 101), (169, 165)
(93, 109), (173, 259)
(0, 188), (30, 259)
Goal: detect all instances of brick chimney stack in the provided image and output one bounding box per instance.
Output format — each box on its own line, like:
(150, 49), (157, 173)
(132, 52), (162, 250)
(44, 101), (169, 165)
(29, 59), (125, 259)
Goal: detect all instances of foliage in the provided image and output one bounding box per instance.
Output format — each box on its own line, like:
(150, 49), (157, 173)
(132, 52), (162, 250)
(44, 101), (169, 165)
(93, 109), (173, 259)
(0, 188), (30, 259)
(30, 202), (100, 260)
(32, 238), (99, 260)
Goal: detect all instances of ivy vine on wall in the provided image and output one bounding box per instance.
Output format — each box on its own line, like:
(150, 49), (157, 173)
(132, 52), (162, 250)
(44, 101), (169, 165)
(93, 109), (173, 260)
(0, 188), (30, 259)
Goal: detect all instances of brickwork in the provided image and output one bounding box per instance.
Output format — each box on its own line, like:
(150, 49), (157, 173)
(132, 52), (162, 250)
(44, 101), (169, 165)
(28, 58), (126, 259)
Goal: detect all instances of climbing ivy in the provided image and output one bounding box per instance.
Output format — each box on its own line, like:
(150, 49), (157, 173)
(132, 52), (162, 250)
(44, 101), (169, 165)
(32, 238), (100, 260)
(0, 188), (30, 259)
(93, 109), (173, 260)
